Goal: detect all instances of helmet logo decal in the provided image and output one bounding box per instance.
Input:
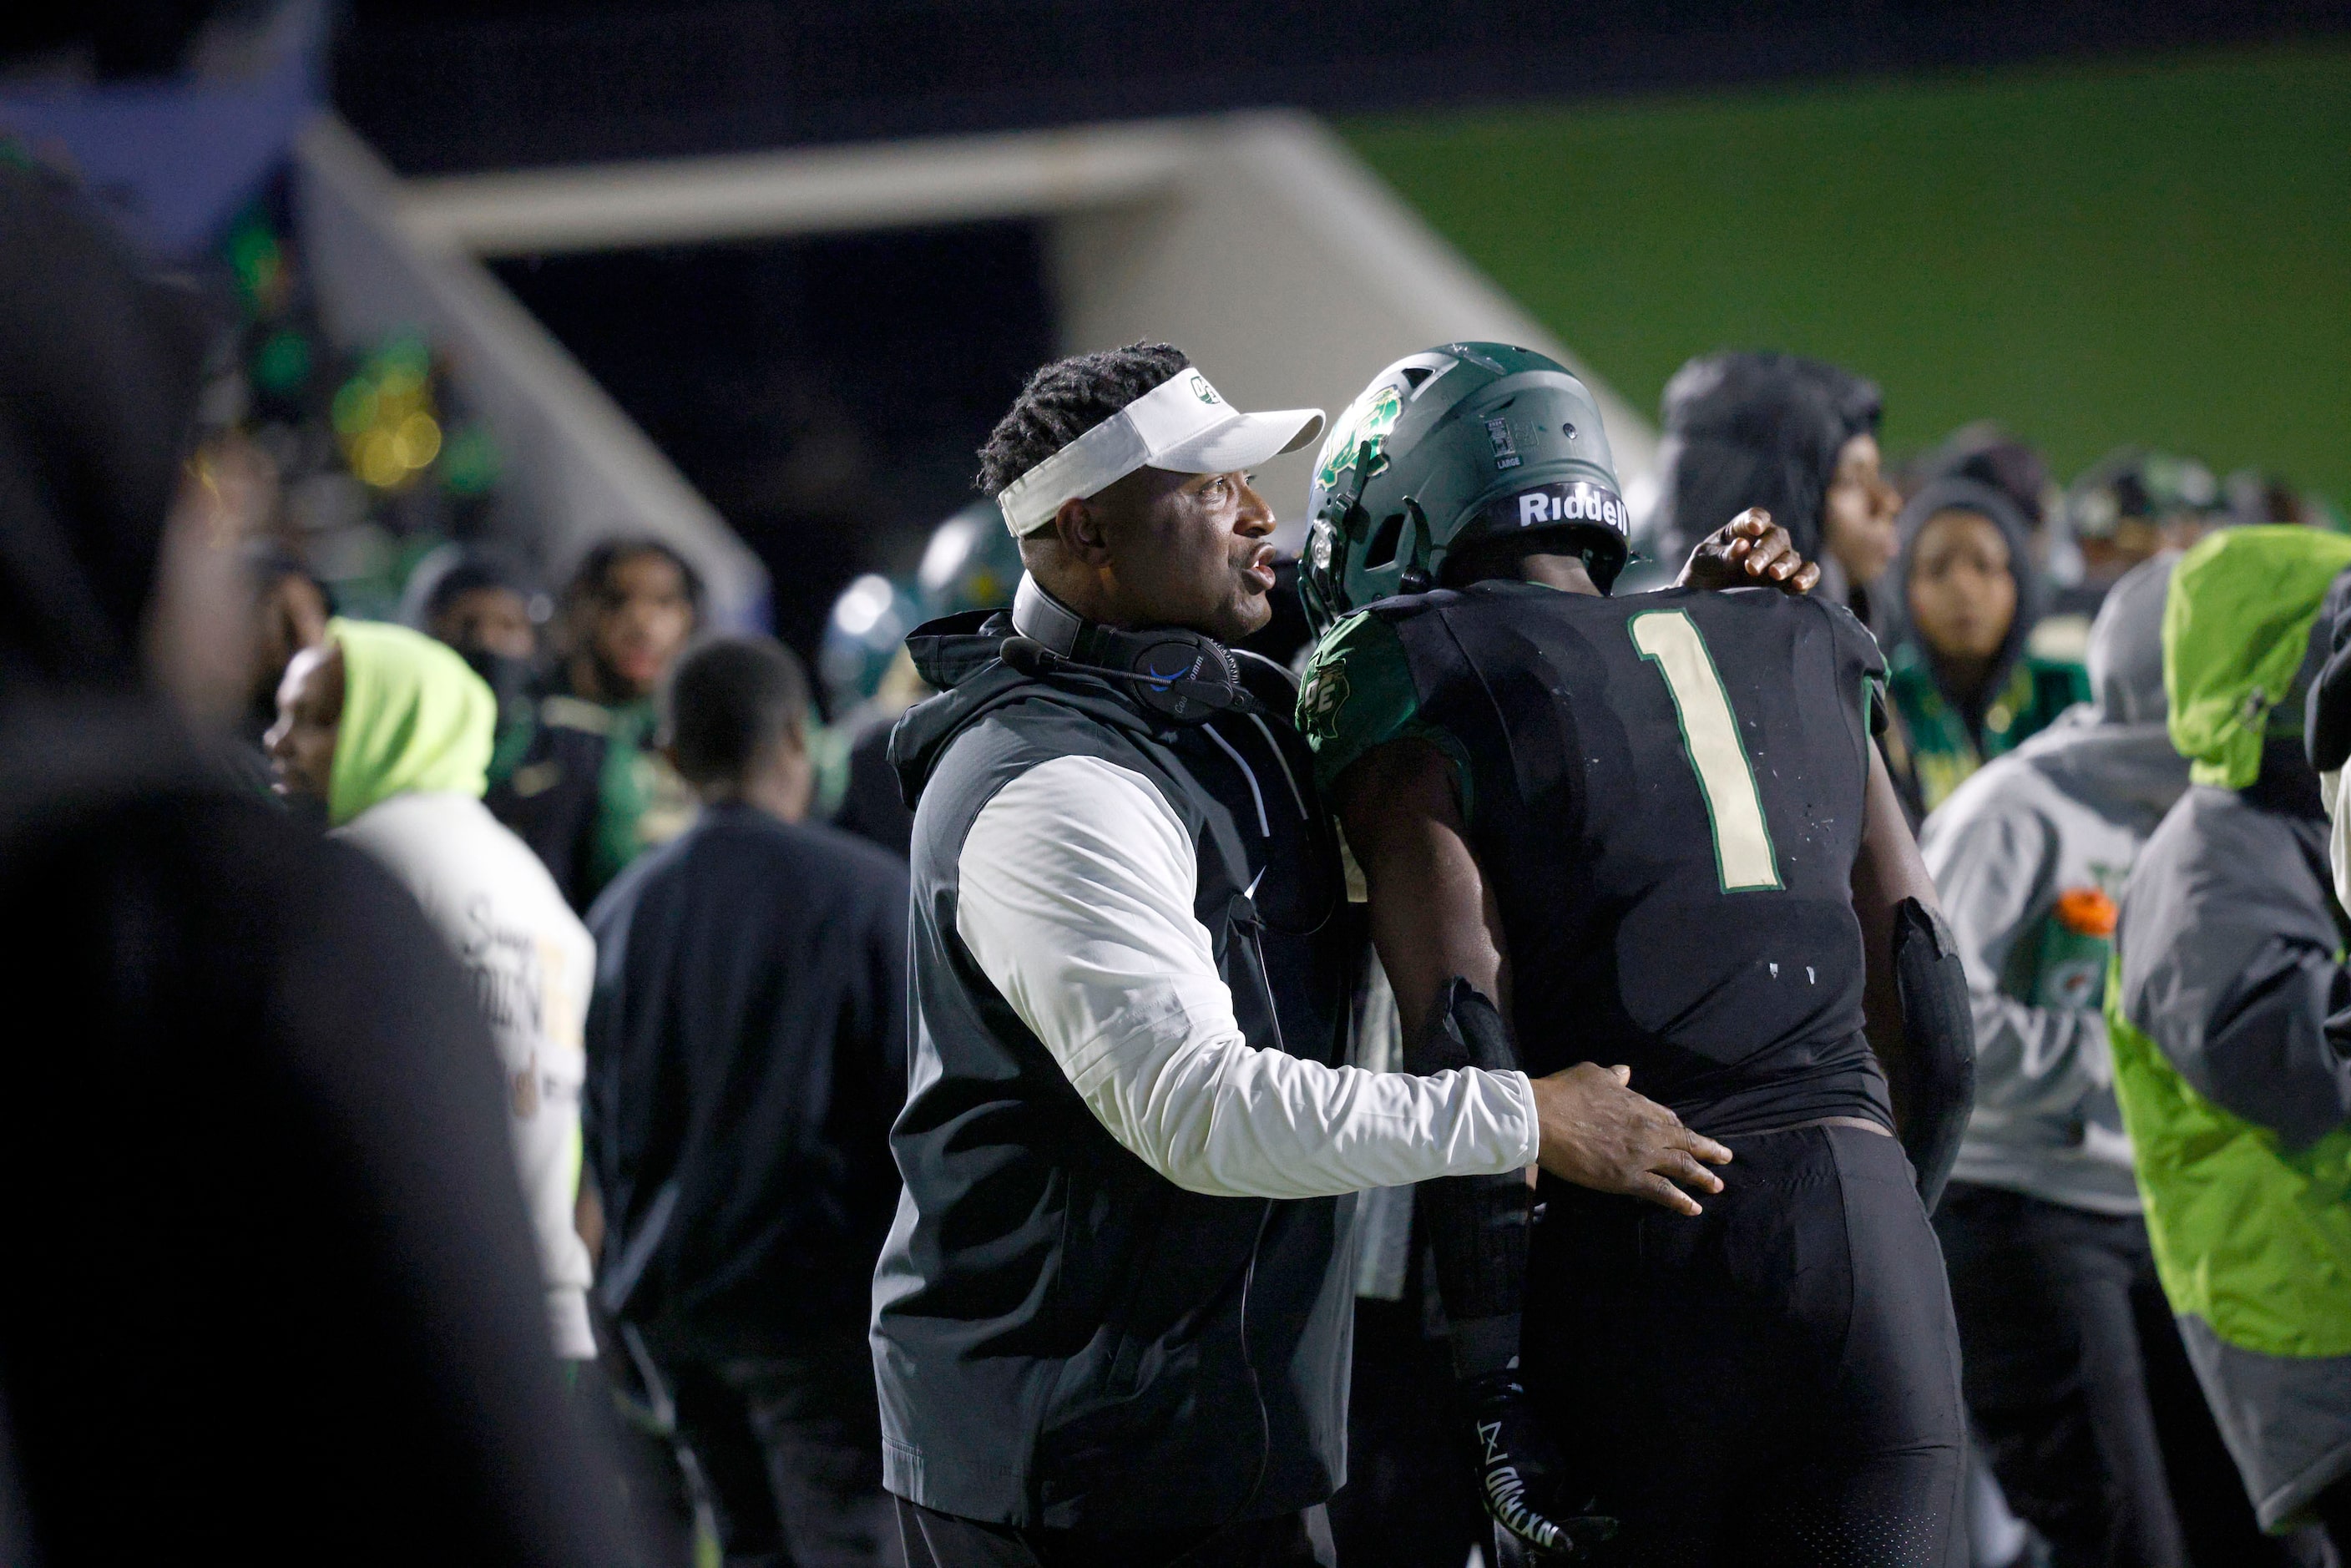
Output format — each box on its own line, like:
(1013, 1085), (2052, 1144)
(1484, 416), (1521, 471)
(1314, 382), (1403, 492)
(1297, 662), (1351, 742)
(1503, 480), (1630, 535)
(1187, 372), (1221, 406)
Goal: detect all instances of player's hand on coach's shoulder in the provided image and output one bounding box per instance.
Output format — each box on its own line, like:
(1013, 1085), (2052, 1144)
(1676, 508), (1821, 595)
(1527, 1063), (1731, 1215)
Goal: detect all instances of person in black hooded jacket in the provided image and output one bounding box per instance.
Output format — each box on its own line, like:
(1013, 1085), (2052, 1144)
(1639, 350), (1902, 625)
(0, 159), (625, 1567)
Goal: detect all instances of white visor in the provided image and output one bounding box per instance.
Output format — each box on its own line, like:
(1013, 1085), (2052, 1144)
(996, 368), (1324, 537)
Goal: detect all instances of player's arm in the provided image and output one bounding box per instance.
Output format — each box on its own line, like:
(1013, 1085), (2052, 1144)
(1332, 737), (1732, 1212)
(1332, 736), (1631, 1560)
(1852, 739), (1975, 1211)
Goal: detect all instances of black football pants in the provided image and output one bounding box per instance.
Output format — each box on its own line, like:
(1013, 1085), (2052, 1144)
(656, 1326), (901, 1568)
(1526, 1122), (1968, 1566)
(893, 1499), (1334, 1567)
(1934, 1182), (2301, 1568)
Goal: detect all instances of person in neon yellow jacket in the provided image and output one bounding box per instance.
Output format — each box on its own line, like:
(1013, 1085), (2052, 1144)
(268, 617), (599, 1367)
(2106, 525), (2351, 1547)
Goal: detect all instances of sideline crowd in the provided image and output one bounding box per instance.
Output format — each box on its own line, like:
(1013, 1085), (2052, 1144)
(5, 153), (2350, 1568)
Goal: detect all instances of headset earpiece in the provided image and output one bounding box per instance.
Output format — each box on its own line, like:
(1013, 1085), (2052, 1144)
(1001, 629), (1259, 726)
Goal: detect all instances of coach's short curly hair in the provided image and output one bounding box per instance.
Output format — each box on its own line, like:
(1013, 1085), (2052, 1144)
(974, 341), (1190, 498)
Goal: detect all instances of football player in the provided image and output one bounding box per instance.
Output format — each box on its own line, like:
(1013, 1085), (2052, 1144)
(1297, 344), (1975, 1564)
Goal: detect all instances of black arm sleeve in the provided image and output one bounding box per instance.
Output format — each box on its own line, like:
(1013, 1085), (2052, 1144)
(1893, 897), (1976, 1212)
(1403, 976), (1534, 1377)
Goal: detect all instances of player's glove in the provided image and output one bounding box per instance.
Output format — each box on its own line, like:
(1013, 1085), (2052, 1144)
(1463, 1368), (1616, 1560)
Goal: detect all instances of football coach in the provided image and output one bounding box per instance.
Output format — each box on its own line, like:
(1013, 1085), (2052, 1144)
(874, 342), (1797, 1568)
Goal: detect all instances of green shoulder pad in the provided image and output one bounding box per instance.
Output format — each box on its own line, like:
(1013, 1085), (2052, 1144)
(1297, 609), (1470, 812)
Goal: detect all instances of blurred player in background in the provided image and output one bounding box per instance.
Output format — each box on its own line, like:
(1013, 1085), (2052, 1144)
(816, 501), (1025, 861)
(587, 636), (908, 1568)
(490, 539), (702, 909)
(1300, 342), (1975, 1565)
(407, 541), (551, 776)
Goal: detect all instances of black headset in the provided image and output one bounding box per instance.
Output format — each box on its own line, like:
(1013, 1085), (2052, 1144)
(1003, 575), (1262, 725)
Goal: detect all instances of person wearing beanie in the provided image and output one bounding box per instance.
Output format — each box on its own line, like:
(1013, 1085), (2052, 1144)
(1885, 478), (2089, 819)
(2106, 526), (2351, 1550)
(1641, 350), (1901, 624)
(269, 617), (599, 1367)
(1921, 554), (2293, 1564)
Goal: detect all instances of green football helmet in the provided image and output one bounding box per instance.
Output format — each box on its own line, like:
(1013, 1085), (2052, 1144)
(916, 498), (1024, 621)
(1299, 342), (1626, 635)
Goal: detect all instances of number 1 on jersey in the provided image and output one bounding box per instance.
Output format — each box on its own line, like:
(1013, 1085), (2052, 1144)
(1630, 609), (1782, 892)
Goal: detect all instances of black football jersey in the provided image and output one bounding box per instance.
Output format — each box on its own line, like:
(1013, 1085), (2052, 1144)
(1299, 582), (1893, 1135)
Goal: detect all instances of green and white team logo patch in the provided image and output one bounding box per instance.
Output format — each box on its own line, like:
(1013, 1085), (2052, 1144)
(1297, 660), (1352, 742)
(1314, 382), (1403, 492)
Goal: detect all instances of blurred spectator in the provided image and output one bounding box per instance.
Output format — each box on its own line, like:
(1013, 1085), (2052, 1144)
(0, 155), (622, 1565)
(1922, 554), (2293, 1564)
(1883, 477), (2089, 818)
(407, 542), (547, 663)
(2227, 468), (2343, 532)
(266, 619), (599, 1369)
(2108, 526), (2351, 1550)
(1908, 422), (2093, 665)
(1644, 349), (1899, 625)
(585, 636), (908, 1568)
(407, 541), (551, 772)
(1911, 422), (2060, 545)
(490, 539), (701, 910)
(241, 538), (331, 741)
(2062, 449), (2225, 611)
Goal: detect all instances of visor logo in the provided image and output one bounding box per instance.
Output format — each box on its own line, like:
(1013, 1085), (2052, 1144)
(1509, 481), (1628, 534)
(1188, 372), (1220, 405)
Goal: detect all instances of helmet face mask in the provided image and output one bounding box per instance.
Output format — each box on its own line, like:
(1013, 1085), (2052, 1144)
(1300, 343), (1628, 637)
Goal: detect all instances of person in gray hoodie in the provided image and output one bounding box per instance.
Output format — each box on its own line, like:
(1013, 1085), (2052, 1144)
(1921, 553), (2297, 1565)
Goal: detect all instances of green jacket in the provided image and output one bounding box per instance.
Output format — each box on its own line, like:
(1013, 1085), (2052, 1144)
(2106, 525), (2351, 1533)
(1884, 642), (2086, 817)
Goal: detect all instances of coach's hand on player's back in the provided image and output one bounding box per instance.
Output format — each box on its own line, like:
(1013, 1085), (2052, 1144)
(1677, 508), (1820, 595)
(1529, 1064), (1732, 1214)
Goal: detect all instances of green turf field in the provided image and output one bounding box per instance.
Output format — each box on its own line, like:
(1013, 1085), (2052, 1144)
(1342, 44), (2351, 502)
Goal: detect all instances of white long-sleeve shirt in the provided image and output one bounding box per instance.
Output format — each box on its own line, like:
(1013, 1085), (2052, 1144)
(954, 752), (1539, 1199)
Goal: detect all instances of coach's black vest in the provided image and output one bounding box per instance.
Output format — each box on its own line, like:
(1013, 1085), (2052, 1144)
(873, 610), (1354, 1531)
